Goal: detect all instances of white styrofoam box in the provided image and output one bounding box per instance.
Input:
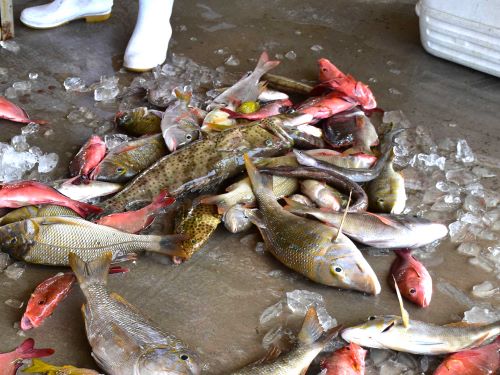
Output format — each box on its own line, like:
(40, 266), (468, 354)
(416, 0), (500, 77)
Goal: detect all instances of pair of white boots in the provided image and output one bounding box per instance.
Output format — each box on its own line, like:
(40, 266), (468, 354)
(20, 0), (174, 71)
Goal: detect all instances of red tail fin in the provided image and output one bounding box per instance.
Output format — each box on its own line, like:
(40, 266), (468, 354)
(151, 190), (175, 211)
(16, 338), (54, 359)
(74, 201), (103, 217)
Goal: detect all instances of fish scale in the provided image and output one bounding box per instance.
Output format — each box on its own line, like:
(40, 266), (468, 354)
(99, 118), (293, 215)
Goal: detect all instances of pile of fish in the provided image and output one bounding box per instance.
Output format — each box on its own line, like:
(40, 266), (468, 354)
(0, 52), (498, 375)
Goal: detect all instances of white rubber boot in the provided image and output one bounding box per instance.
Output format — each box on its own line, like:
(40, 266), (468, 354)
(20, 0), (113, 29)
(123, 0), (174, 72)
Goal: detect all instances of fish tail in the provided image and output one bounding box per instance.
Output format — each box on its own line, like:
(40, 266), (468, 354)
(15, 338), (54, 359)
(255, 51), (280, 76)
(151, 190), (175, 211)
(200, 193), (241, 214)
(23, 358), (57, 373)
(297, 307), (341, 349)
(73, 200), (103, 217)
(282, 197), (311, 214)
(244, 154), (274, 199)
(148, 234), (189, 259)
(69, 252), (112, 289)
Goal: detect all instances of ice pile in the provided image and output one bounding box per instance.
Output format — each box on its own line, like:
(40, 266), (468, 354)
(259, 290), (336, 351)
(386, 110), (500, 279)
(462, 306), (500, 324)
(104, 133), (130, 150)
(0, 123), (59, 182)
(94, 76), (120, 101)
(363, 349), (438, 375)
(64, 77), (86, 92)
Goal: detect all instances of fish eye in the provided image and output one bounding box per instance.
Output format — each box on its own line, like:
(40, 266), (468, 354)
(180, 354), (189, 361)
(265, 139), (273, 147)
(116, 167), (125, 174)
(38, 300), (45, 305)
(368, 316), (376, 321)
(322, 68), (328, 72)
(186, 134), (192, 140)
(409, 288), (416, 295)
(9, 237), (17, 245)
(377, 198), (385, 203)
(330, 265), (344, 275)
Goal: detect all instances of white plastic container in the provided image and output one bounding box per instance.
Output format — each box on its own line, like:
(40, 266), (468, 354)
(416, 0), (500, 77)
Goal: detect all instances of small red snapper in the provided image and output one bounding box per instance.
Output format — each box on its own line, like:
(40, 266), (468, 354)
(0, 96), (33, 124)
(95, 190), (175, 233)
(296, 92), (357, 122)
(390, 249), (432, 308)
(21, 267), (128, 330)
(320, 342), (367, 375)
(221, 99), (293, 121)
(0, 338), (54, 375)
(433, 337), (499, 375)
(69, 135), (107, 178)
(0, 181), (102, 218)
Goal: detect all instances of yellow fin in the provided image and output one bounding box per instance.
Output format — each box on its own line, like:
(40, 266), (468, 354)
(23, 358), (57, 373)
(297, 307), (324, 345)
(393, 275), (410, 328)
(110, 292), (143, 315)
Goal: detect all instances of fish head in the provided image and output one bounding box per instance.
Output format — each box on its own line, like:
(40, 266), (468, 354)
(223, 205), (253, 233)
(401, 273), (432, 308)
(0, 219), (37, 259)
(245, 117), (294, 158)
(91, 158), (136, 183)
(164, 123), (200, 152)
(316, 236), (381, 295)
(341, 315), (401, 348)
(317, 58), (345, 82)
(137, 347), (201, 375)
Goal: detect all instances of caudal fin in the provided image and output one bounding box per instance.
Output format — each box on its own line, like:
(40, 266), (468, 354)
(255, 51), (280, 77)
(150, 190), (176, 213)
(298, 307), (342, 349)
(283, 197), (311, 214)
(73, 200), (103, 218)
(69, 252), (112, 289)
(244, 154), (274, 197)
(15, 338), (55, 359)
(23, 358), (57, 373)
(149, 234), (188, 259)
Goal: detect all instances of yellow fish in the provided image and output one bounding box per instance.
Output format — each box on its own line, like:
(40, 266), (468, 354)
(24, 358), (101, 374)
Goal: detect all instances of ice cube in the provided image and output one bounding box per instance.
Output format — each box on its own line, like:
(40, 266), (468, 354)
(459, 212), (482, 225)
(437, 281), (475, 308)
(469, 257), (494, 272)
(0, 40), (20, 53)
(214, 48), (229, 55)
(437, 137), (455, 152)
(94, 86), (119, 101)
(37, 153), (59, 173)
(4, 262), (25, 280)
(4, 87), (16, 99)
(456, 242), (481, 256)
(472, 166), (495, 178)
(13, 81), (32, 92)
(28, 146), (43, 157)
(64, 77), (86, 92)
(28, 72), (38, 80)
(463, 306), (500, 324)
(378, 359), (414, 375)
(0, 253), (11, 271)
(104, 134), (130, 150)
(471, 281), (499, 298)
(44, 129), (54, 137)
(11, 135), (29, 152)
(259, 301), (284, 327)
(285, 51), (297, 60)
(456, 139), (474, 163)
(4, 299), (24, 309)
(286, 290), (336, 329)
(431, 197), (460, 212)
(463, 195), (486, 213)
(268, 270), (284, 278)
(224, 55), (240, 66)
(416, 153), (446, 170)
(446, 168), (478, 186)
(464, 182), (484, 197)
(255, 242), (265, 254)
(435, 181), (460, 194)
(310, 44), (323, 52)
(482, 189), (500, 208)
(67, 107), (95, 123)
(388, 88), (401, 95)
(21, 123), (40, 136)
(389, 69), (401, 75)
(444, 194), (461, 204)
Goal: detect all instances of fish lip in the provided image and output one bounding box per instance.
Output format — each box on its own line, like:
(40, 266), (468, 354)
(20, 316), (34, 330)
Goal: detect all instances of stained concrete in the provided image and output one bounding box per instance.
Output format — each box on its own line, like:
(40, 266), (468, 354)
(0, 0), (499, 373)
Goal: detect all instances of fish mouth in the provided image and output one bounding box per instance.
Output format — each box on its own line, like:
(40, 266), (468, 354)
(20, 316), (34, 330)
(165, 137), (178, 153)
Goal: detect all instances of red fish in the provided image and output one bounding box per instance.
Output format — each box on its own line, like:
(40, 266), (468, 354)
(0, 180), (102, 218)
(0, 96), (32, 124)
(69, 135), (107, 178)
(321, 342), (367, 375)
(296, 92), (357, 122)
(221, 99), (293, 121)
(21, 266), (128, 330)
(0, 338), (54, 375)
(315, 59), (377, 110)
(95, 190), (175, 233)
(390, 249), (433, 308)
(433, 337), (499, 375)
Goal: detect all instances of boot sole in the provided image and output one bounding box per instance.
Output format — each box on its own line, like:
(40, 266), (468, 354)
(21, 12), (111, 29)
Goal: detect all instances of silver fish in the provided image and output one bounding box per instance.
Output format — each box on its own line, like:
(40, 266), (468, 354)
(223, 205), (254, 233)
(51, 179), (122, 202)
(69, 252), (200, 374)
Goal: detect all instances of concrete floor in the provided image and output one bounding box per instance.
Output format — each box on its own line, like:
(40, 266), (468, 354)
(0, 0), (499, 373)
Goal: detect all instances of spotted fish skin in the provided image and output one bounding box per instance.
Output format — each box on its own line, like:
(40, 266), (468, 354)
(174, 203), (222, 260)
(98, 117), (293, 216)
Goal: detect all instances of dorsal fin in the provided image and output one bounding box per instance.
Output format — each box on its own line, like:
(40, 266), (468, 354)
(393, 276), (410, 328)
(297, 307), (324, 345)
(364, 211), (399, 228)
(254, 344), (282, 365)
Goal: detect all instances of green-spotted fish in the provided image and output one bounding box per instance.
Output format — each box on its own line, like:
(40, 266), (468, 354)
(174, 203), (222, 262)
(0, 216), (185, 266)
(243, 155), (381, 294)
(98, 117), (294, 216)
(69, 252), (200, 374)
(230, 307), (341, 374)
(115, 107), (162, 136)
(0, 204), (78, 225)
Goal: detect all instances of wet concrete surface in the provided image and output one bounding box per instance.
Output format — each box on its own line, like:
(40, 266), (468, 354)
(0, 0), (499, 373)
